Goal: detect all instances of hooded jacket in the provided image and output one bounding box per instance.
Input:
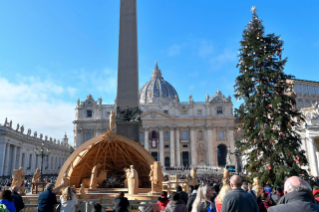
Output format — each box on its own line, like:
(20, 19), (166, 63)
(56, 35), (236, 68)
(268, 191), (319, 212)
(0, 199), (16, 212)
(165, 199), (187, 212)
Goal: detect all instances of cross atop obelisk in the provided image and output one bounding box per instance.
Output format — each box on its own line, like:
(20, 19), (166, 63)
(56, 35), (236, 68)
(116, 0), (141, 143)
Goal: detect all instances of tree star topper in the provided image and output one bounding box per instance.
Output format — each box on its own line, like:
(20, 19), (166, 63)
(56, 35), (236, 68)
(251, 6), (257, 13)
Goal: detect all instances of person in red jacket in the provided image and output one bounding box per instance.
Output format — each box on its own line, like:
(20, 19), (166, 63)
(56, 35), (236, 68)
(259, 192), (273, 212)
(157, 191), (170, 210)
(312, 186), (319, 202)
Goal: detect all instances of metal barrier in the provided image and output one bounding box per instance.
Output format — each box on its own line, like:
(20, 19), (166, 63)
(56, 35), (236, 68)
(22, 199), (159, 212)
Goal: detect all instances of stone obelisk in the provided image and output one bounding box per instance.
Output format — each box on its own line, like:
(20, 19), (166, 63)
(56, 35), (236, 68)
(116, 0), (140, 143)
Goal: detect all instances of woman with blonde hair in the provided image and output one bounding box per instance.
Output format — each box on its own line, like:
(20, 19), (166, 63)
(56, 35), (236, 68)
(214, 169), (231, 212)
(60, 186), (78, 212)
(252, 177), (262, 196)
(191, 185), (215, 212)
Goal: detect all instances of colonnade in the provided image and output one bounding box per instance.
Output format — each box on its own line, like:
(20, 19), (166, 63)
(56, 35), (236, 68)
(142, 125), (234, 167)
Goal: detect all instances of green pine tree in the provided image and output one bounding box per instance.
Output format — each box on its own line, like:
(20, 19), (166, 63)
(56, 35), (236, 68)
(234, 6), (309, 186)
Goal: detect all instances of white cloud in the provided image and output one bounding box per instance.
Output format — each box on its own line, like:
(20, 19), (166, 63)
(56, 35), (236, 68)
(168, 45), (181, 56)
(0, 75), (75, 145)
(74, 68), (117, 95)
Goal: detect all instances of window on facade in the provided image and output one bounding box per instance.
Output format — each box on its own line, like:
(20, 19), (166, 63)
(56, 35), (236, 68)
(305, 100), (311, 108)
(86, 132), (91, 141)
(165, 157), (170, 167)
(197, 110), (202, 116)
(164, 132), (169, 141)
(316, 87), (319, 96)
(183, 145), (188, 148)
(302, 85), (309, 95)
(51, 157), (53, 169)
(219, 130), (225, 140)
(298, 99), (304, 109)
(309, 86), (316, 95)
(217, 107), (223, 114)
(294, 84), (302, 93)
(182, 130), (188, 140)
(87, 110), (92, 117)
(55, 157), (57, 169)
(140, 133), (144, 141)
(165, 145), (169, 148)
(164, 110), (168, 114)
(181, 110), (188, 115)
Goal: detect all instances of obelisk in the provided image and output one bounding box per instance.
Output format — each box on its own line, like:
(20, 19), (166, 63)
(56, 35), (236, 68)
(116, 0), (140, 143)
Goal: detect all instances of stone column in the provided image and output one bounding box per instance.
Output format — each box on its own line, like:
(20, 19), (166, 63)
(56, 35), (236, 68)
(170, 127), (176, 166)
(212, 127), (217, 166)
(309, 137), (319, 176)
(190, 127), (197, 166)
(175, 127), (181, 166)
(144, 127), (149, 151)
(1, 143), (8, 176)
(206, 126), (213, 166)
(159, 128), (164, 165)
(227, 126), (235, 163)
(12, 145), (17, 172)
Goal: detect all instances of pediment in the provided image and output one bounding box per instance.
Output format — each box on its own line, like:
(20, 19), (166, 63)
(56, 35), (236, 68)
(141, 109), (174, 119)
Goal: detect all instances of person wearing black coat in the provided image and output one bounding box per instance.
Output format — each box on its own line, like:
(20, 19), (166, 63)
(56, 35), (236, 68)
(37, 183), (58, 212)
(11, 186), (24, 211)
(187, 185), (198, 212)
(113, 192), (130, 212)
(268, 176), (319, 212)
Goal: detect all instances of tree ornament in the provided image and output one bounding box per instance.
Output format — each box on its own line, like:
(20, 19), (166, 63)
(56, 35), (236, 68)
(268, 166), (271, 170)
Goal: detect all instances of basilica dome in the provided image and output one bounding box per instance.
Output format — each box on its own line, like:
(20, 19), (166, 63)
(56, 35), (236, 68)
(139, 62), (179, 104)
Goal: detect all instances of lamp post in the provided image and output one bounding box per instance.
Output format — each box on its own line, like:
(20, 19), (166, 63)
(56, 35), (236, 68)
(34, 142), (50, 182)
(230, 147), (240, 175)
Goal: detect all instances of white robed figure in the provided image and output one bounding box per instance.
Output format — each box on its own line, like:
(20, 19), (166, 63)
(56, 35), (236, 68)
(128, 165), (139, 194)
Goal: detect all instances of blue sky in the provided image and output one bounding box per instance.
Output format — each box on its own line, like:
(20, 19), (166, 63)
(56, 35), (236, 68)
(0, 0), (318, 145)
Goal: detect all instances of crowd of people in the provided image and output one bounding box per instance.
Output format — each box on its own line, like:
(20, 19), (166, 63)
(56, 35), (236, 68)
(0, 175), (58, 191)
(156, 174), (319, 212)
(1, 172), (319, 211)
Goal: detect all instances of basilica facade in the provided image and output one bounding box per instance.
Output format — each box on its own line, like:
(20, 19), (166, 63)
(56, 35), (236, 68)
(73, 63), (236, 168)
(0, 119), (72, 176)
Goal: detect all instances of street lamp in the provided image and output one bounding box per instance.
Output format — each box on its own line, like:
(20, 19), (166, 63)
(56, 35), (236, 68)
(34, 142), (50, 182)
(230, 146), (240, 175)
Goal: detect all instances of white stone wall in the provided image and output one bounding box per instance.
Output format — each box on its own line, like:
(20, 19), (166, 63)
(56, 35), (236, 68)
(74, 91), (236, 167)
(0, 125), (72, 176)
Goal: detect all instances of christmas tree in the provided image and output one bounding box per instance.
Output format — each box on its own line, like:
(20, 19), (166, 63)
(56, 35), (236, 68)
(234, 6), (309, 186)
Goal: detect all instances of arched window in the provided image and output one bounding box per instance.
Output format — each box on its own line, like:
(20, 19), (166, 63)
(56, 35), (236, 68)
(164, 132), (169, 141)
(217, 145), (227, 166)
(182, 130), (188, 140)
(219, 130), (225, 140)
(165, 157), (170, 167)
(86, 132), (91, 141)
(298, 99), (304, 109)
(305, 100), (311, 108)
